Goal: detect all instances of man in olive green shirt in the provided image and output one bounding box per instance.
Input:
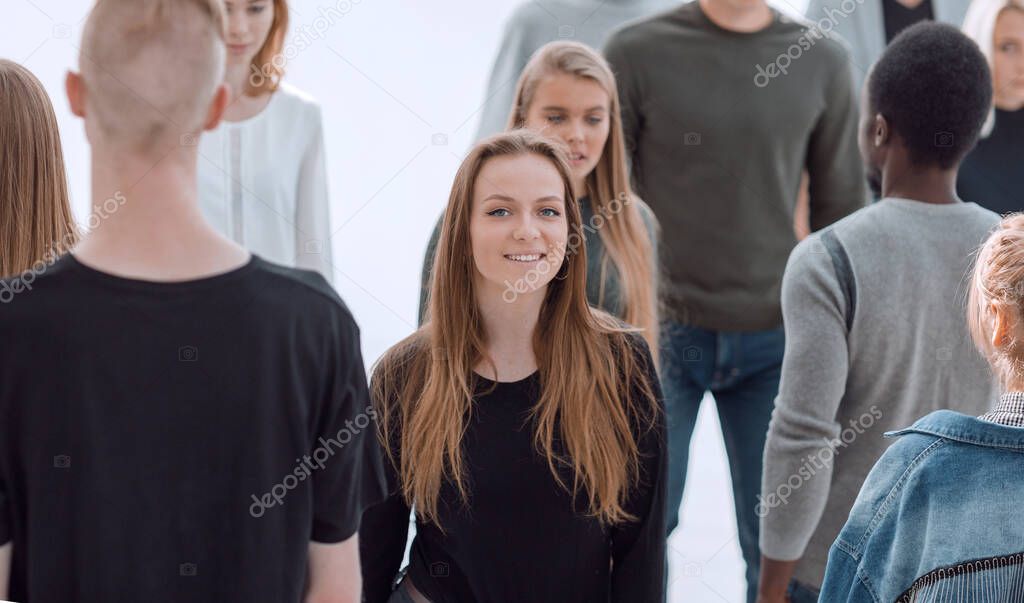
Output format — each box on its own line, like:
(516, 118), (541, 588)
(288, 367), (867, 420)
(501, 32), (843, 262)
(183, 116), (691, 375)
(604, 1), (865, 600)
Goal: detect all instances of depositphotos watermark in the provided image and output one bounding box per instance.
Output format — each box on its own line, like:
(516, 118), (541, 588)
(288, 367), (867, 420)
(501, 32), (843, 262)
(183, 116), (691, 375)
(249, 404), (377, 518)
(753, 0), (867, 88)
(0, 191), (126, 304)
(501, 192), (633, 303)
(249, 0), (363, 88)
(755, 405), (882, 517)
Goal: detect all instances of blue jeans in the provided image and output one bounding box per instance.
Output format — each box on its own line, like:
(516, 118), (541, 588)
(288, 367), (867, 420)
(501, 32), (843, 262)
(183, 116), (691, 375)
(661, 322), (784, 603)
(787, 579), (820, 602)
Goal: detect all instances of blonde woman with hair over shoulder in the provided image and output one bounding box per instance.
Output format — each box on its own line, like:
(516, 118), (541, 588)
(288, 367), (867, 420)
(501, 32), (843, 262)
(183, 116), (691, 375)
(198, 0), (335, 283)
(958, 0), (1024, 214)
(0, 59), (78, 279)
(420, 42), (661, 361)
(361, 130), (666, 603)
(820, 214), (1024, 600)
(473, 0), (675, 141)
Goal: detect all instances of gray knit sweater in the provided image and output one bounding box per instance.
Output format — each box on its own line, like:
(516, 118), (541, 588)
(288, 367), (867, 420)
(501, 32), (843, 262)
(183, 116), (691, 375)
(760, 198), (1001, 587)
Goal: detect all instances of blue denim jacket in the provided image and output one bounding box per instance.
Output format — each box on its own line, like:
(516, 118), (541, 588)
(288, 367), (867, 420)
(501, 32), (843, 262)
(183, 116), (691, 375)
(820, 409), (1024, 601)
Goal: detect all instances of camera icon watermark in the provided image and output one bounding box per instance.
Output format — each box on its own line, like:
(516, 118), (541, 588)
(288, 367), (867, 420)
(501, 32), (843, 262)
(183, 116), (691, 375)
(683, 346), (701, 362)
(179, 346), (199, 362)
(558, 25), (575, 38)
(179, 563), (198, 577)
(431, 133), (448, 146)
(53, 455), (71, 469)
(683, 132), (701, 146)
(179, 133), (198, 147)
(52, 23), (72, 39)
(934, 131), (954, 148)
(682, 561), (702, 578)
(304, 240), (324, 255)
(429, 561), (449, 578)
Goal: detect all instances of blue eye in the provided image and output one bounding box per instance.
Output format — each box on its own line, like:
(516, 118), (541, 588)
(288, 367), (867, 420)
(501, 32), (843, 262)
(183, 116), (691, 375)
(546, 115), (565, 124)
(539, 208), (561, 217)
(487, 208), (510, 217)
(587, 116), (603, 125)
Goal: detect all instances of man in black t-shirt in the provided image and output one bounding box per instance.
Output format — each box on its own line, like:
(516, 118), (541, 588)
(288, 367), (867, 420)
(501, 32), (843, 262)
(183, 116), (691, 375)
(0, 1), (385, 602)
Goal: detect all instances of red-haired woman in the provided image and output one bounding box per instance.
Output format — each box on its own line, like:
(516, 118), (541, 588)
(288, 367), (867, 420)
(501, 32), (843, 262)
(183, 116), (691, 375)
(198, 0), (334, 283)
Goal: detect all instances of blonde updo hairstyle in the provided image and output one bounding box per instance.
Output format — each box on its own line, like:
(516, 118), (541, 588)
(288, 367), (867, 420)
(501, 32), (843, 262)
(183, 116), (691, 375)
(968, 213), (1024, 388)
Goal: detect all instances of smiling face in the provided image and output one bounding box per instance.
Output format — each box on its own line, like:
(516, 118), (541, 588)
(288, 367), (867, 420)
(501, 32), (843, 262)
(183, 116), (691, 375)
(522, 72), (610, 196)
(469, 153), (569, 303)
(223, 0), (275, 67)
(993, 8), (1024, 111)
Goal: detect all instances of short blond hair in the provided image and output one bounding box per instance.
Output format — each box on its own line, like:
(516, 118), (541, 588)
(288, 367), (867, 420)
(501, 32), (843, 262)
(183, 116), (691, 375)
(80, 0), (226, 155)
(968, 213), (1024, 388)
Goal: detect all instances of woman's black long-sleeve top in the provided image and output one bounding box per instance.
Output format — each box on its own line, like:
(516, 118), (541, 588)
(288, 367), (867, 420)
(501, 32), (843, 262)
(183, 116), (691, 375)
(359, 335), (667, 603)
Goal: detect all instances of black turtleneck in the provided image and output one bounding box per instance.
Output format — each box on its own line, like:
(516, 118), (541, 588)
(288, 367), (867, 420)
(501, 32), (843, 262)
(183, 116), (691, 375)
(958, 108), (1024, 215)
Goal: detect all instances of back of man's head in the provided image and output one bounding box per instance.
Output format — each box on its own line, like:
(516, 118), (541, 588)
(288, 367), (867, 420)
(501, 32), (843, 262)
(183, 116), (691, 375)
(79, 0), (226, 157)
(868, 22), (992, 170)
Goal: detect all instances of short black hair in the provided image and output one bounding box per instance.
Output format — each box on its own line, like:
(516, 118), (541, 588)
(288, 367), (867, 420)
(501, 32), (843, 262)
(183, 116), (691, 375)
(868, 22), (992, 169)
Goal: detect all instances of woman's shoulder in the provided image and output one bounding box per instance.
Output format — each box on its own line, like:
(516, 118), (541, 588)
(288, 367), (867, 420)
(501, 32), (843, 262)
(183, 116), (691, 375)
(630, 196), (659, 236)
(590, 310), (657, 372)
(371, 329), (430, 403)
(375, 328), (428, 371)
(268, 82), (323, 123)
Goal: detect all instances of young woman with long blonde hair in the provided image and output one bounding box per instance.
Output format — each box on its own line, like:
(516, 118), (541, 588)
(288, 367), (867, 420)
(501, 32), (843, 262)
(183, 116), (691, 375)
(362, 131), (666, 603)
(419, 42), (660, 359)
(0, 59), (78, 279)
(197, 0), (334, 282)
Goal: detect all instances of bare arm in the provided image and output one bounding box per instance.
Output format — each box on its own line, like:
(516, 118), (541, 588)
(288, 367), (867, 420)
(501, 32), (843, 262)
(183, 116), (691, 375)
(305, 535), (361, 603)
(756, 555), (799, 602)
(0, 541), (11, 600)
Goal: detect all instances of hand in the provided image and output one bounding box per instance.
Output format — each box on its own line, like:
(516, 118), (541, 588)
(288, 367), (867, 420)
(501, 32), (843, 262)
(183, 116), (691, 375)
(757, 555), (798, 603)
(755, 592), (789, 603)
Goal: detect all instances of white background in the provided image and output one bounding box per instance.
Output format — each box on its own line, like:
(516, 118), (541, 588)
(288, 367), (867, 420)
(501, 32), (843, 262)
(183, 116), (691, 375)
(2, 1), (809, 600)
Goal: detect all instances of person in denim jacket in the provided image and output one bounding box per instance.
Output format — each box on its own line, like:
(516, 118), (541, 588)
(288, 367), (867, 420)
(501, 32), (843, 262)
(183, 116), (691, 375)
(820, 212), (1024, 599)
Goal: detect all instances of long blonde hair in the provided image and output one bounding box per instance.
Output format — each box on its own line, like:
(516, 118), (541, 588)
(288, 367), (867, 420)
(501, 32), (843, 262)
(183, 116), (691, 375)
(374, 131), (659, 527)
(968, 213), (1024, 389)
(962, 0), (1024, 137)
(0, 59), (78, 277)
(508, 41), (660, 359)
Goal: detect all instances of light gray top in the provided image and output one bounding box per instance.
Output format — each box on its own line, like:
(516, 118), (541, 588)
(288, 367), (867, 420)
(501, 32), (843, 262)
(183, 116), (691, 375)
(760, 198), (1001, 587)
(804, 0), (970, 94)
(473, 0), (676, 141)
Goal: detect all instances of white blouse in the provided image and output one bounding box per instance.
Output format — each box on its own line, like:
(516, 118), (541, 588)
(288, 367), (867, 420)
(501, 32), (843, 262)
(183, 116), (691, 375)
(197, 83), (334, 284)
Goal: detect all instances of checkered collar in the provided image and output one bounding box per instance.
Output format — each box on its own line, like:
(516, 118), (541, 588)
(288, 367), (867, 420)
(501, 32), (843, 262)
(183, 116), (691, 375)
(979, 392), (1024, 428)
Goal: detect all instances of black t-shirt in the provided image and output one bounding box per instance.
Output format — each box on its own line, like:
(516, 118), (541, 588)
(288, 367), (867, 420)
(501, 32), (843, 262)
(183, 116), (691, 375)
(0, 254), (386, 602)
(958, 108), (1024, 215)
(882, 0), (934, 43)
(359, 334), (666, 603)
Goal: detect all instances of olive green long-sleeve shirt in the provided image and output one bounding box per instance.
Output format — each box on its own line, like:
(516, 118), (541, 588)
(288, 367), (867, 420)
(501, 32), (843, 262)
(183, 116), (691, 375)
(604, 2), (866, 331)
